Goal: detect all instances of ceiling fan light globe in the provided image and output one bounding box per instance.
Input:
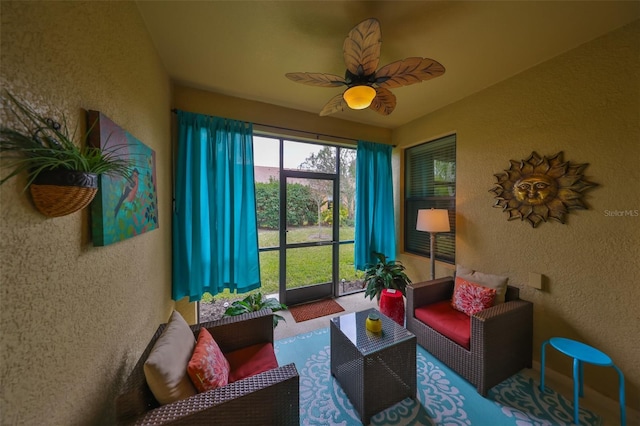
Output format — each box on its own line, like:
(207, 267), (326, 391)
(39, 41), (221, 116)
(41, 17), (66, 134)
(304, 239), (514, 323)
(343, 85), (376, 110)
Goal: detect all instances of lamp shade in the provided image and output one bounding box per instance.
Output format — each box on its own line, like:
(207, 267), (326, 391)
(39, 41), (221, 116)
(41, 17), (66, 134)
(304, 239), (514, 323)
(416, 209), (450, 233)
(343, 85), (376, 110)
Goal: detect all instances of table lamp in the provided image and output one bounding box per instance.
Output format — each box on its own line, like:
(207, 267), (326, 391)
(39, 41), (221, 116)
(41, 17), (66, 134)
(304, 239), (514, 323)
(416, 209), (450, 280)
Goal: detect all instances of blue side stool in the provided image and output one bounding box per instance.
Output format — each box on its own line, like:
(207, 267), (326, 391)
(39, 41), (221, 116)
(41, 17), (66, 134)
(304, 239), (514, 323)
(540, 337), (626, 426)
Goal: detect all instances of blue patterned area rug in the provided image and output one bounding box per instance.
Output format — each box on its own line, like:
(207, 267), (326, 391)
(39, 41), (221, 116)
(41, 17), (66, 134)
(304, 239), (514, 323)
(275, 328), (602, 426)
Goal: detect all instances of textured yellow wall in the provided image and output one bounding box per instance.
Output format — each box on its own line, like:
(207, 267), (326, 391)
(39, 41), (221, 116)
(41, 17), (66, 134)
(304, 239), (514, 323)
(2, 1), (637, 422)
(0, 2), (173, 424)
(394, 20), (640, 406)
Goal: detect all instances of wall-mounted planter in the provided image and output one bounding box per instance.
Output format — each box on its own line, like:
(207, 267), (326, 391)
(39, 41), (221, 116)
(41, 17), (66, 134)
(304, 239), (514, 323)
(0, 92), (132, 219)
(29, 169), (98, 217)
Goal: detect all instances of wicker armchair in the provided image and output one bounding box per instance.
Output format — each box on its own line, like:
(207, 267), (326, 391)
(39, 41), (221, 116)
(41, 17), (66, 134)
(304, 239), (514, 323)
(406, 277), (533, 396)
(116, 309), (299, 425)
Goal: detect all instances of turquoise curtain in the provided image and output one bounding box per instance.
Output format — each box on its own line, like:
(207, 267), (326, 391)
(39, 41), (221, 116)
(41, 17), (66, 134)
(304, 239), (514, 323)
(354, 140), (397, 270)
(173, 111), (260, 301)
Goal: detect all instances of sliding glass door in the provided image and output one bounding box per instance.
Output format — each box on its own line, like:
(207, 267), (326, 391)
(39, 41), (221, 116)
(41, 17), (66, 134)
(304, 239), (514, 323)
(254, 136), (361, 306)
(283, 174), (336, 305)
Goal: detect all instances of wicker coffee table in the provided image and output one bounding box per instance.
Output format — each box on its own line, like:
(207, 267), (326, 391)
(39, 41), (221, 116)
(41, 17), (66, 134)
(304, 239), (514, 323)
(330, 308), (416, 425)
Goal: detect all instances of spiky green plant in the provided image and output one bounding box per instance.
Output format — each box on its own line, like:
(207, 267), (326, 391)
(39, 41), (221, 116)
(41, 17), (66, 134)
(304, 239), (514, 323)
(363, 252), (412, 301)
(223, 292), (288, 328)
(0, 91), (132, 189)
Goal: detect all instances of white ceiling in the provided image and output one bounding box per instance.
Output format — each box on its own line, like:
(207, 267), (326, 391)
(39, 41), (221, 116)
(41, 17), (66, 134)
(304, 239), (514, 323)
(136, 1), (639, 129)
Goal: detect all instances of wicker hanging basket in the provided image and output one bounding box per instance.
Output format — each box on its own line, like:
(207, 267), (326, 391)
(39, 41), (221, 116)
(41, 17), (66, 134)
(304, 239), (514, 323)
(29, 170), (98, 217)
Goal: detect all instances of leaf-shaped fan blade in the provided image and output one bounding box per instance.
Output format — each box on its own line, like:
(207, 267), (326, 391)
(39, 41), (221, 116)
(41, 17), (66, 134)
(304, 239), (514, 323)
(285, 72), (346, 87)
(368, 87), (396, 116)
(319, 93), (347, 117)
(376, 57), (445, 89)
(343, 18), (381, 77)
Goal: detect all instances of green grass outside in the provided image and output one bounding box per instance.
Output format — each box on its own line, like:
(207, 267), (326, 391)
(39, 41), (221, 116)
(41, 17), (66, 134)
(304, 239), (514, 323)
(203, 226), (362, 302)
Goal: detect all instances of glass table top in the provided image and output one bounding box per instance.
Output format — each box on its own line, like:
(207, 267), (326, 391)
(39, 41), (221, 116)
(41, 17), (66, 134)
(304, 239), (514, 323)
(330, 308), (415, 355)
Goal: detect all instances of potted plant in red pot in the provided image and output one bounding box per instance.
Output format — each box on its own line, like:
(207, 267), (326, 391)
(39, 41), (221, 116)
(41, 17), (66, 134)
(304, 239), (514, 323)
(363, 252), (411, 301)
(362, 252), (412, 326)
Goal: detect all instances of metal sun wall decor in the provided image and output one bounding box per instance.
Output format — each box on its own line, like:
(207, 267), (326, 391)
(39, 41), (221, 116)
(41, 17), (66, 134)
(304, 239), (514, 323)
(88, 111), (159, 246)
(489, 151), (597, 228)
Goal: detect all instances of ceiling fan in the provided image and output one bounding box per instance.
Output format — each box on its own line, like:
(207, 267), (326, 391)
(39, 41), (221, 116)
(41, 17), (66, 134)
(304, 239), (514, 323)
(285, 18), (445, 117)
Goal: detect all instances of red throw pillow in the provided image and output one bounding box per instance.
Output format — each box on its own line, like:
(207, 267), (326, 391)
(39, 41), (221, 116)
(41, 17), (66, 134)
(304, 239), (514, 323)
(187, 328), (230, 392)
(451, 276), (497, 316)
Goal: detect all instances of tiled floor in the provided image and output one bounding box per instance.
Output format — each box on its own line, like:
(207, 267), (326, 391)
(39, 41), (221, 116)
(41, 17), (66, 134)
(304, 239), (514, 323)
(274, 291), (376, 340)
(274, 292), (636, 426)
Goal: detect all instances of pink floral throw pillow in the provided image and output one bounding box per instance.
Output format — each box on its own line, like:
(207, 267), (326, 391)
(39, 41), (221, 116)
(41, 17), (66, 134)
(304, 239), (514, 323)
(187, 328), (230, 392)
(451, 277), (497, 316)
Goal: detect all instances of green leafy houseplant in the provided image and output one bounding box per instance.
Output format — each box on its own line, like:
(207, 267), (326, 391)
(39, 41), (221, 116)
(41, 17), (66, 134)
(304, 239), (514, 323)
(363, 252), (412, 301)
(0, 91), (132, 216)
(223, 292), (288, 328)
(0, 91), (132, 187)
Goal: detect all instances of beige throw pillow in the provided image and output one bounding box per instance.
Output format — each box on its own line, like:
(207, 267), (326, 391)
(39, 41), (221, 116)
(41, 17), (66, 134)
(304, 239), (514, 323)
(456, 264), (509, 304)
(144, 310), (197, 405)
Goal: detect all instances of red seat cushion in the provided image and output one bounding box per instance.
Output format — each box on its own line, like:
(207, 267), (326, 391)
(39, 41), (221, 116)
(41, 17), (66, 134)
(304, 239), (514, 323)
(415, 300), (471, 350)
(226, 343), (279, 383)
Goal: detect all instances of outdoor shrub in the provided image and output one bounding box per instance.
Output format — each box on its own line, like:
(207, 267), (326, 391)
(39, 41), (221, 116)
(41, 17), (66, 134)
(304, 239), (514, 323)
(255, 180), (317, 228)
(256, 181), (279, 229)
(321, 205), (348, 225)
(287, 183), (317, 226)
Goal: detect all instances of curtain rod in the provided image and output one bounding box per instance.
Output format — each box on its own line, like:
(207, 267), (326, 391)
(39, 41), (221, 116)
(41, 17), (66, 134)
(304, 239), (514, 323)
(170, 108), (395, 146)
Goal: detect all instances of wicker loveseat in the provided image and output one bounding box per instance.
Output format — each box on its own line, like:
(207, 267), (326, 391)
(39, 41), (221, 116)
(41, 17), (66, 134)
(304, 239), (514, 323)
(406, 277), (533, 396)
(116, 309), (299, 425)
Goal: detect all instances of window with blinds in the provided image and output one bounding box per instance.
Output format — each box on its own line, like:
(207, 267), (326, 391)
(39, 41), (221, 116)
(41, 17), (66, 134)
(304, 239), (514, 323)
(404, 134), (456, 263)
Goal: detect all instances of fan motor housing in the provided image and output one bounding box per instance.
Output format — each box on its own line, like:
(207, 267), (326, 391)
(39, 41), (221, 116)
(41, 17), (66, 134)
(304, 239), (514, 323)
(345, 69), (377, 87)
